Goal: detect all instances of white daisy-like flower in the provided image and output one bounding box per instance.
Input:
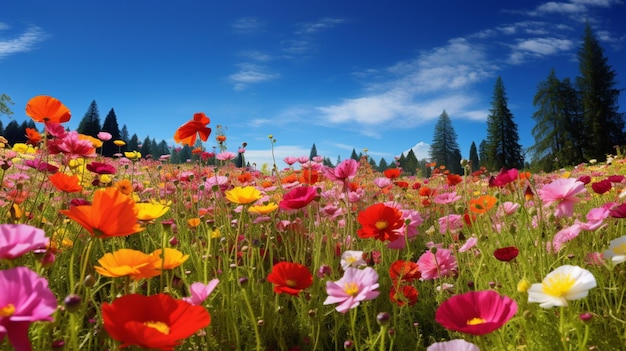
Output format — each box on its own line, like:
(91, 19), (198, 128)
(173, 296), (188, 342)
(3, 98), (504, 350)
(604, 235), (626, 265)
(527, 265), (597, 308)
(340, 250), (367, 270)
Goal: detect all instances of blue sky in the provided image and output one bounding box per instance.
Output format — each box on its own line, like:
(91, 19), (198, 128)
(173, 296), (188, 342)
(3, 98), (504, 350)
(1, 0), (625, 168)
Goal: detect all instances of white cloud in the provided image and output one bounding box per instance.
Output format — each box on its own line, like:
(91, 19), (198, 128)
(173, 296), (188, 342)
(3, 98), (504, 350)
(0, 26), (47, 59)
(239, 50), (274, 62)
(295, 17), (348, 35)
(232, 17), (266, 34)
(533, 2), (588, 15)
(403, 142), (431, 161)
(228, 63), (279, 91)
(507, 37), (574, 64)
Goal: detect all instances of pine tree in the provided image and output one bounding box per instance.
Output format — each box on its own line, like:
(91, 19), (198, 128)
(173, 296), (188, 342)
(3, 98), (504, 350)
(128, 134), (140, 152)
(378, 158), (388, 172)
(0, 94), (14, 117)
(577, 22), (625, 161)
(0, 120), (4, 136)
(120, 125), (129, 143)
(157, 140), (170, 157)
(101, 108), (122, 157)
(485, 77), (524, 170)
(309, 144), (318, 160)
(76, 100), (102, 138)
(469, 141), (480, 172)
(530, 69), (585, 171)
(4, 120), (20, 145)
(404, 149), (419, 175)
(140, 136), (152, 157)
(350, 149), (359, 161)
(429, 110), (462, 174)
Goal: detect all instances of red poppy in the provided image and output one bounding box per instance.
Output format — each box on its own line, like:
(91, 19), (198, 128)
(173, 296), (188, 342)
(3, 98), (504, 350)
(493, 246), (519, 262)
(591, 179), (612, 194)
(418, 186), (434, 197)
(279, 186), (318, 210)
(25, 95), (71, 124)
(299, 169), (320, 185)
(393, 181), (409, 188)
(389, 284), (418, 306)
(446, 174), (463, 186)
(389, 260), (420, 283)
(102, 293), (211, 351)
(25, 127), (42, 145)
(383, 168), (401, 179)
(357, 203), (404, 242)
(435, 290), (517, 335)
(266, 262), (313, 296)
(577, 175), (592, 185)
(173, 112), (211, 146)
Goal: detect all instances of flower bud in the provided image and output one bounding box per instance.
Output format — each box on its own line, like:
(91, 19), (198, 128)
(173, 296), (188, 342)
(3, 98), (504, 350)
(63, 294), (82, 313)
(376, 312), (390, 326)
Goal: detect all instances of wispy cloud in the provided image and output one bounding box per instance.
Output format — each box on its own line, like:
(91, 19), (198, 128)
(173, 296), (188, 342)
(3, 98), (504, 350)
(295, 17), (349, 35)
(508, 37), (575, 64)
(232, 17), (266, 34)
(228, 63), (279, 91)
(0, 25), (47, 59)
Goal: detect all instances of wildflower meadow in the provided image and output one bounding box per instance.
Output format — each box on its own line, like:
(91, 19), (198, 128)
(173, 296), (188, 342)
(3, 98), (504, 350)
(3, 95), (626, 351)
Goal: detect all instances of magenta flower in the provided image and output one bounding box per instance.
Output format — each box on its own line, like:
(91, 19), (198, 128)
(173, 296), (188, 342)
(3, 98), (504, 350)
(489, 168), (518, 187)
(324, 159), (358, 182)
(417, 248), (458, 280)
(435, 290), (517, 335)
(279, 186), (318, 210)
(86, 161), (117, 175)
(324, 267), (380, 313)
(0, 267), (57, 350)
(182, 279), (219, 305)
(0, 224), (50, 260)
(579, 207), (610, 231)
(537, 178), (587, 217)
(55, 131), (97, 159)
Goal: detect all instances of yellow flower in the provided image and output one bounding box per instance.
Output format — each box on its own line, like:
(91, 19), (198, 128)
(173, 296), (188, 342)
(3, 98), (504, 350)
(113, 140), (126, 147)
(100, 174), (113, 184)
(151, 248), (189, 270)
(124, 151), (141, 160)
(210, 227), (221, 239)
(248, 202), (279, 215)
(225, 186), (263, 205)
(79, 134), (103, 148)
(12, 143), (36, 154)
(136, 201), (170, 221)
(517, 279), (531, 293)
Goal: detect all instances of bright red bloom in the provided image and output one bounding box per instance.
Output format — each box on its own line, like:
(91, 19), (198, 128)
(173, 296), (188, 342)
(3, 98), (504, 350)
(446, 174), (463, 186)
(389, 284), (418, 306)
(279, 186), (318, 210)
(25, 127), (42, 145)
(435, 290), (517, 335)
(389, 260), (420, 283)
(102, 293), (211, 351)
(493, 246), (519, 262)
(173, 112), (211, 147)
(383, 168), (401, 179)
(266, 262), (313, 296)
(357, 203), (404, 242)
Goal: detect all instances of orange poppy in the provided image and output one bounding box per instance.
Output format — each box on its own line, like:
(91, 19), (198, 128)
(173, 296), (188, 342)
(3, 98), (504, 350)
(95, 248), (161, 280)
(25, 127), (43, 145)
(419, 186), (434, 197)
(357, 203), (404, 242)
(173, 112), (211, 146)
(187, 217), (201, 228)
(102, 293), (211, 351)
(191, 147), (203, 155)
(60, 187), (144, 238)
(26, 95), (71, 124)
(281, 173), (299, 184)
(299, 169), (320, 185)
(49, 172), (83, 193)
(468, 195), (497, 214)
(383, 168), (401, 179)
(114, 179), (133, 195)
(389, 260), (421, 283)
(151, 248), (189, 270)
(237, 172), (253, 183)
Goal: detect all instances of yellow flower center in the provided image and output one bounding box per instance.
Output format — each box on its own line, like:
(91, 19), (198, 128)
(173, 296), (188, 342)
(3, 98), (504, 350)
(344, 282), (360, 296)
(467, 317), (486, 325)
(0, 304), (15, 317)
(144, 321), (170, 335)
(542, 273), (575, 297)
(614, 243), (626, 255)
(286, 279), (298, 288)
(375, 220), (388, 230)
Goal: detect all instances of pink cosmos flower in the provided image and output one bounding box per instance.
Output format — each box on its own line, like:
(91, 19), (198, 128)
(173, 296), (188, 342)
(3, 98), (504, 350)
(55, 131), (97, 159)
(279, 186), (318, 210)
(97, 131), (112, 141)
(373, 177), (393, 189)
(216, 151), (237, 161)
(0, 224), (50, 260)
(182, 279), (219, 306)
(435, 290), (517, 335)
(427, 339), (480, 351)
(283, 156), (297, 166)
(537, 178), (587, 217)
(417, 248), (458, 280)
(324, 267), (380, 313)
(0, 267), (57, 351)
(499, 201), (520, 216)
(388, 208), (424, 249)
(324, 159), (358, 182)
(438, 214), (464, 234)
(552, 224), (583, 252)
(579, 207), (610, 231)
(44, 122), (68, 138)
(459, 236), (478, 253)
(433, 192), (461, 205)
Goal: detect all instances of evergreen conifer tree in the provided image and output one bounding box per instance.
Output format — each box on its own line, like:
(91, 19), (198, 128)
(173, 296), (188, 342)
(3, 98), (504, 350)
(101, 109), (122, 157)
(76, 100), (102, 138)
(469, 141), (480, 173)
(429, 110), (462, 174)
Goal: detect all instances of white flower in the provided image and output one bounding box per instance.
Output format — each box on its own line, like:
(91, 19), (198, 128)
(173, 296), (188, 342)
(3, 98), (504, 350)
(340, 250), (367, 270)
(604, 236), (626, 265)
(427, 339), (480, 351)
(527, 265), (596, 308)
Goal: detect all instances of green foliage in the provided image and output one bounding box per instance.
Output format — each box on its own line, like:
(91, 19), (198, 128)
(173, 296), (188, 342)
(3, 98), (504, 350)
(468, 141), (480, 173)
(309, 143), (318, 160)
(76, 100), (102, 138)
(429, 110), (462, 174)
(0, 93), (14, 117)
(101, 109), (122, 157)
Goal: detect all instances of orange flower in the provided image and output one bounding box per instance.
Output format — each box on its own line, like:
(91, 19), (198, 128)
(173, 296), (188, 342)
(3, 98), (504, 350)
(115, 179), (133, 195)
(191, 147), (203, 155)
(187, 218), (201, 228)
(25, 95), (71, 124)
(383, 168), (401, 179)
(468, 195), (497, 214)
(419, 186), (434, 197)
(237, 172), (253, 184)
(446, 174), (463, 186)
(299, 169), (320, 185)
(60, 187), (144, 238)
(173, 113), (211, 146)
(95, 248), (161, 280)
(49, 172), (83, 193)
(25, 127), (42, 145)
(151, 248), (189, 270)
(216, 135), (227, 143)
(281, 174), (299, 184)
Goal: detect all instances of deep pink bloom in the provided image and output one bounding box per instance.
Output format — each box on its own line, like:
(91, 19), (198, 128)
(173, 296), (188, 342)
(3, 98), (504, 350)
(86, 162), (117, 175)
(591, 179), (612, 194)
(44, 122), (67, 138)
(610, 203), (626, 218)
(0, 224), (50, 260)
(537, 178), (587, 217)
(279, 186), (318, 210)
(608, 175), (625, 183)
(493, 246), (519, 262)
(417, 248), (458, 280)
(182, 279), (219, 305)
(24, 159), (59, 173)
(489, 168), (518, 187)
(323, 267), (380, 313)
(577, 175), (592, 185)
(0, 267), (57, 350)
(324, 159), (358, 182)
(435, 290), (517, 336)
(55, 131), (97, 159)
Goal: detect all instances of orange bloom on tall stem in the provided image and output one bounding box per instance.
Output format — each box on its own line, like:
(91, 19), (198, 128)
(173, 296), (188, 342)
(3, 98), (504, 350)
(25, 127), (42, 145)
(173, 112), (211, 146)
(95, 248), (161, 280)
(60, 187), (144, 238)
(49, 172), (83, 193)
(357, 203), (404, 242)
(102, 293), (211, 351)
(468, 195), (497, 214)
(25, 95), (71, 124)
